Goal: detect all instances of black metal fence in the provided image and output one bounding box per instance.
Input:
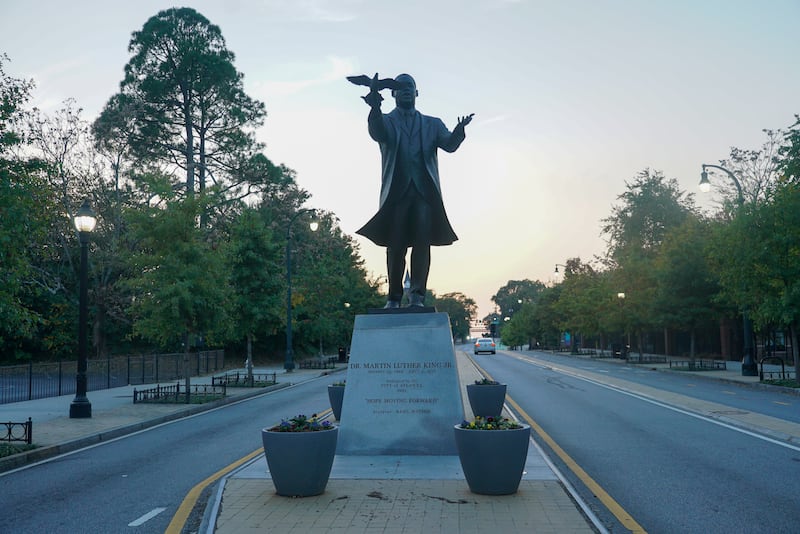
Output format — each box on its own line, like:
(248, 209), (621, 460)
(668, 359), (727, 371)
(2, 418), (32, 444)
(0, 350), (225, 405)
(298, 356), (337, 369)
(212, 371), (277, 387)
(132, 382), (227, 404)
(759, 357), (797, 381)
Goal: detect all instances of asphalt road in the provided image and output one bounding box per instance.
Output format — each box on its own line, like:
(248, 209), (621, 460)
(1, 377), (333, 534)
(473, 349), (800, 534)
(508, 350), (800, 424)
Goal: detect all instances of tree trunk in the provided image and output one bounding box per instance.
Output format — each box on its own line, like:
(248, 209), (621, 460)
(246, 332), (254, 384)
(183, 331), (191, 404)
(791, 323), (799, 386)
(184, 92), (194, 195)
(690, 327), (696, 361)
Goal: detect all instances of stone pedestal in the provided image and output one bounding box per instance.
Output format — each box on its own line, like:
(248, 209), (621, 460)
(337, 312), (463, 455)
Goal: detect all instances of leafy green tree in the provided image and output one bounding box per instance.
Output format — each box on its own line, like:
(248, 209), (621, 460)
(602, 169), (696, 258)
(553, 258), (607, 352)
(653, 216), (720, 358)
(0, 56), (52, 361)
(714, 176), (800, 383)
(226, 207), (282, 378)
(497, 283), (560, 350)
(123, 180), (232, 394)
(601, 169), (697, 355)
(529, 285), (562, 349)
(499, 304), (532, 349)
(96, 7), (266, 198)
(491, 279), (546, 319)
(779, 114), (800, 184)
(292, 214), (383, 357)
(434, 292), (477, 342)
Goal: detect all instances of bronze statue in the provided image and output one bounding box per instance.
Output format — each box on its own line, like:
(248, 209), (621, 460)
(350, 73), (473, 308)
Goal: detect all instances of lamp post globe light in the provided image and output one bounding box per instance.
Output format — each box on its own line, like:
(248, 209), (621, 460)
(285, 208), (318, 372)
(70, 199), (97, 418)
(699, 164), (757, 376)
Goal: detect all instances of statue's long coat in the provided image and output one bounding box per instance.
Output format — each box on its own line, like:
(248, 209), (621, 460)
(356, 107), (465, 247)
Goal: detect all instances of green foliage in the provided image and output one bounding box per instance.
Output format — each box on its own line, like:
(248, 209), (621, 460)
(779, 115), (800, 182)
(226, 208), (282, 340)
(0, 442), (37, 458)
(123, 187), (233, 348)
(0, 56), (59, 360)
(499, 285), (560, 349)
(98, 7), (266, 195)
(654, 217), (720, 328)
(602, 169), (696, 260)
(0, 23), (387, 365)
(434, 292), (477, 341)
(552, 259), (606, 341)
(491, 279), (545, 319)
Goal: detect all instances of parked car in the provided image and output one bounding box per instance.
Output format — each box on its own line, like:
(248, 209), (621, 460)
(474, 338), (496, 354)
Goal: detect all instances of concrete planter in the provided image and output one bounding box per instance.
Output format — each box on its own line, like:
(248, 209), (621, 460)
(466, 383), (507, 418)
(261, 426), (338, 497)
(327, 385), (345, 421)
(453, 423), (530, 495)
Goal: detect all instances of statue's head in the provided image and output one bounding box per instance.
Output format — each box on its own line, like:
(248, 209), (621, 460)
(392, 73), (417, 109)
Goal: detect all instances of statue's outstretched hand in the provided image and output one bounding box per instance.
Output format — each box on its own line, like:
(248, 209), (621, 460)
(361, 72), (383, 109)
(457, 114), (475, 128)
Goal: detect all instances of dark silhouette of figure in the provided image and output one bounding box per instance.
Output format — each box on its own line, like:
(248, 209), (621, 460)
(354, 73), (473, 308)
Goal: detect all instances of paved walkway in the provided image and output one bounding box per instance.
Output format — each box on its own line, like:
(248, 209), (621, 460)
(2, 350), (798, 533)
(208, 350), (595, 534)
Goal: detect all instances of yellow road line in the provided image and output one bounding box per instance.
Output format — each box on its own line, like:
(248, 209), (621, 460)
(165, 408), (333, 533)
(164, 448), (262, 534)
(471, 358), (647, 534)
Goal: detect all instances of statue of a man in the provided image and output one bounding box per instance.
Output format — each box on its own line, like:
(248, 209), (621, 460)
(355, 73), (473, 308)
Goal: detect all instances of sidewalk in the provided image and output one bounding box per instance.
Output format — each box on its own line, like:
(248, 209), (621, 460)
(0, 366), (332, 471)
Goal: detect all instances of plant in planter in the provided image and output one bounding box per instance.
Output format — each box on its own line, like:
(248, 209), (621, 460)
(261, 414), (338, 497)
(454, 416), (531, 495)
(466, 378), (507, 418)
(328, 380), (346, 421)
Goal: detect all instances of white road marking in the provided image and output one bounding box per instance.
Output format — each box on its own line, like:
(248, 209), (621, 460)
(128, 507), (166, 527)
(514, 354), (800, 453)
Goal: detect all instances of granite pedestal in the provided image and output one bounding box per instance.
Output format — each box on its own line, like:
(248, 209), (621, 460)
(336, 311), (463, 455)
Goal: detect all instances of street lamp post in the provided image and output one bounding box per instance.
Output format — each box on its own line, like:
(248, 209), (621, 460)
(699, 164), (757, 376)
(70, 200), (97, 418)
(617, 292), (628, 359)
(285, 209), (318, 372)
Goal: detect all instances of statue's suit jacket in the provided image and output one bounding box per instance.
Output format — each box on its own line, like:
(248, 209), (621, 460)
(357, 107), (465, 247)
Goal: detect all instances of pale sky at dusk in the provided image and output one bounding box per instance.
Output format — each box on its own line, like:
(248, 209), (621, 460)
(3, 0), (799, 318)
